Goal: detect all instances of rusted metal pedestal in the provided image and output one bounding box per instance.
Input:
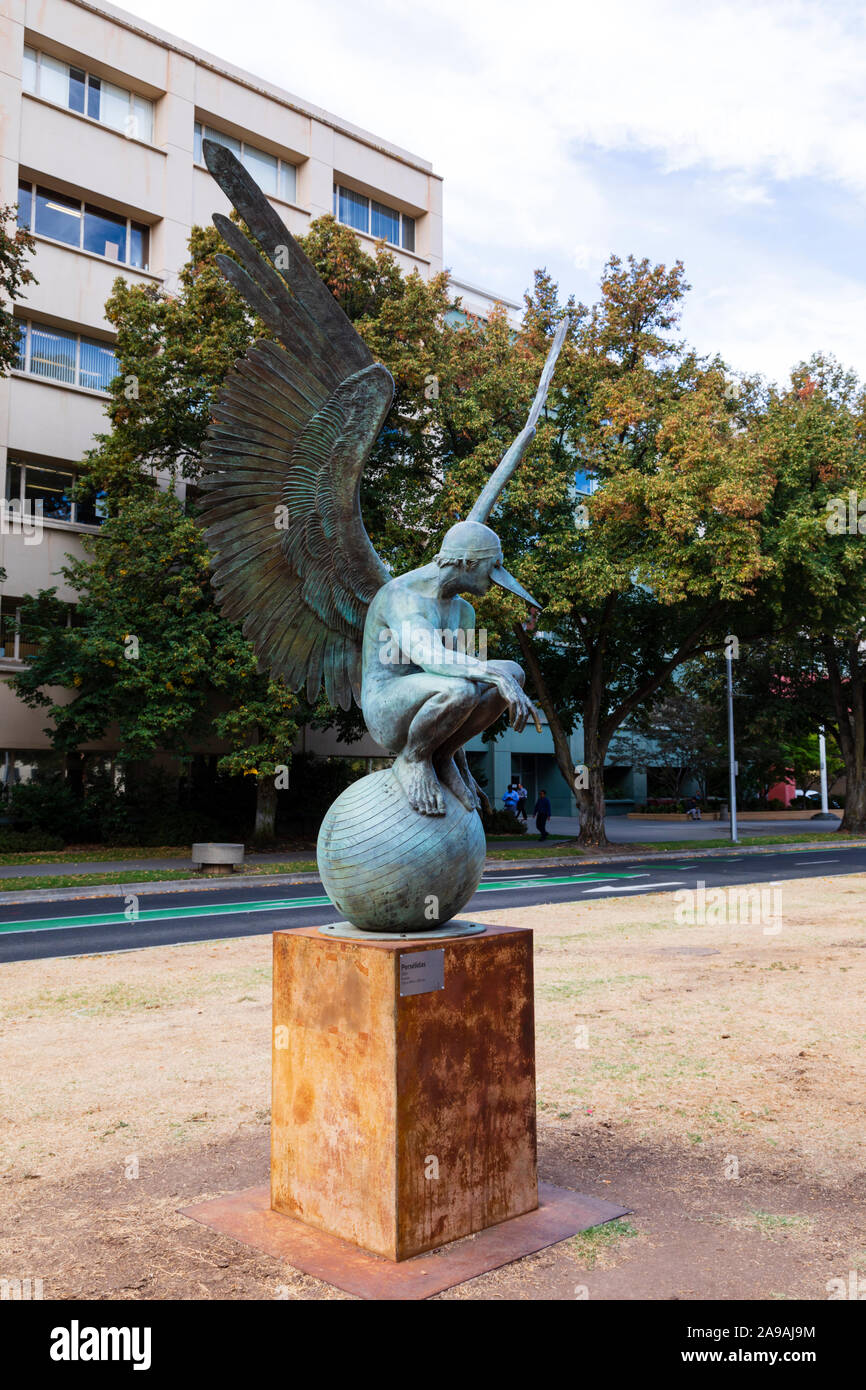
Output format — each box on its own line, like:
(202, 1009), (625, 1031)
(271, 924), (538, 1261)
(181, 922), (631, 1297)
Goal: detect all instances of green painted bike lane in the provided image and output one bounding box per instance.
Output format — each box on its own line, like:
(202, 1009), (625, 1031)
(0, 870), (647, 936)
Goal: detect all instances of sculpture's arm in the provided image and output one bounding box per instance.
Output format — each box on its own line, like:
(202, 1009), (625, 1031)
(391, 613), (539, 733)
(392, 612), (495, 682)
(467, 319), (568, 525)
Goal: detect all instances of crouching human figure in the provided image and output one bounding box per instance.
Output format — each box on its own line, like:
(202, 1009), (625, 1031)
(361, 520), (542, 817)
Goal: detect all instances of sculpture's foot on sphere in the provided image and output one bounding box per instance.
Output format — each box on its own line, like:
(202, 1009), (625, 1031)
(317, 767), (487, 932)
(433, 753), (479, 811)
(392, 752), (445, 816)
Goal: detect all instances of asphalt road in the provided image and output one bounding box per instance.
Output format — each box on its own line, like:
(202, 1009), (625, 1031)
(0, 843), (863, 962)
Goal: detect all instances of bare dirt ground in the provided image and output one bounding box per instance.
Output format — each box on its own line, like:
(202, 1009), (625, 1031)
(2, 874), (864, 1300)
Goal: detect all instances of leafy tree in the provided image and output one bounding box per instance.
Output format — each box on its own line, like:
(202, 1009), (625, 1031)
(22, 208), (844, 854)
(744, 357), (866, 830)
(0, 203), (36, 374)
(15, 217), (463, 837)
(11, 492), (299, 840)
(443, 258), (774, 844)
(635, 688), (725, 801)
(772, 730), (844, 799)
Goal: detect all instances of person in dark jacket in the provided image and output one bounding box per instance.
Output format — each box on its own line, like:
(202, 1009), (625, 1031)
(534, 789), (552, 839)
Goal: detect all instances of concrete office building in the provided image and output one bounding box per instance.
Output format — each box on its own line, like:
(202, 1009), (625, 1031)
(0, 0), (446, 773)
(0, 0), (603, 816)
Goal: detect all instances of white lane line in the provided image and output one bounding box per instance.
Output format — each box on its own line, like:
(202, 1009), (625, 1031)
(578, 872), (652, 880)
(795, 859), (840, 865)
(583, 881), (685, 893)
(572, 877), (639, 887)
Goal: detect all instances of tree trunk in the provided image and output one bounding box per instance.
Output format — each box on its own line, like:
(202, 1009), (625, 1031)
(841, 776), (866, 833)
(512, 623), (611, 846)
(823, 638), (866, 833)
(253, 776), (278, 845)
(66, 750), (85, 798)
(576, 721), (609, 847)
(513, 608), (723, 850)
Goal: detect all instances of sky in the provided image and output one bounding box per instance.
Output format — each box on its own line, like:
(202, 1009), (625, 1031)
(130, 0), (866, 386)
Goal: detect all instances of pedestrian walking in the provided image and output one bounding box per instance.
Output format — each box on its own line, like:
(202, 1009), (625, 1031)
(534, 788), (552, 840)
(516, 781), (528, 821)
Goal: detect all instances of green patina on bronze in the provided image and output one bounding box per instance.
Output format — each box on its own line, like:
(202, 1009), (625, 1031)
(200, 142), (564, 930)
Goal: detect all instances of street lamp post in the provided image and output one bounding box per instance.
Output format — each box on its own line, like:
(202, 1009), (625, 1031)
(726, 650), (738, 845)
(818, 727), (829, 815)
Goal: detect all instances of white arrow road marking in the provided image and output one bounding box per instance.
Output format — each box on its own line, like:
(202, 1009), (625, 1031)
(584, 881), (685, 893)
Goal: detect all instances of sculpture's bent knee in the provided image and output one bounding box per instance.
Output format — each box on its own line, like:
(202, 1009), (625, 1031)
(431, 677), (477, 706)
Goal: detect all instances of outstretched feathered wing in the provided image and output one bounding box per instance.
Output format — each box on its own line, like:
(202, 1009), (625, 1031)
(198, 140), (394, 710)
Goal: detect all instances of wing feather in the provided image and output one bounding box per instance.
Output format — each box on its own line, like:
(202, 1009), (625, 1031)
(203, 141), (372, 377)
(199, 143), (393, 709)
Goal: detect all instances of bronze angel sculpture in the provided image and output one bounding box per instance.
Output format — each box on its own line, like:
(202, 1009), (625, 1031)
(200, 142), (565, 933)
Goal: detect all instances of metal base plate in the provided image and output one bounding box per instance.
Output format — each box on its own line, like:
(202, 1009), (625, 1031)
(180, 1182), (630, 1300)
(318, 918), (488, 942)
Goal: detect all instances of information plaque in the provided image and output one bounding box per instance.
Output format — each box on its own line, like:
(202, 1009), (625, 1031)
(399, 949), (445, 996)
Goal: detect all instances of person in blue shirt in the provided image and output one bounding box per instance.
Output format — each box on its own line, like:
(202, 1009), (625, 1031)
(533, 789), (552, 839)
(502, 785), (520, 814)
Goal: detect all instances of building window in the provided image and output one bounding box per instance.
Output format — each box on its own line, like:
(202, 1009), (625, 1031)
(22, 45), (154, 142)
(17, 180), (149, 269)
(333, 184), (415, 252)
(0, 596), (32, 663)
(574, 469), (599, 496)
(5, 459), (105, 527)
(14, 319), (118, 393)
(0, 598), (76, 669)
(194, 122), (297, 203)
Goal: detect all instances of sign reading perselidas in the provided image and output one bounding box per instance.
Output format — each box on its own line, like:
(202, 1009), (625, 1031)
(399, 949), (445, 997)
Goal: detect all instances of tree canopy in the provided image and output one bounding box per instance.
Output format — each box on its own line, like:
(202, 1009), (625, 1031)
(13, 206), (866, 842)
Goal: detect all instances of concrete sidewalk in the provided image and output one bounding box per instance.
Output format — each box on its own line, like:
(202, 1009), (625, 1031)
(531, 813), (841, 844)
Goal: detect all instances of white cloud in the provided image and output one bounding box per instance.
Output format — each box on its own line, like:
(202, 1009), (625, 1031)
(129, 0), (866, 381)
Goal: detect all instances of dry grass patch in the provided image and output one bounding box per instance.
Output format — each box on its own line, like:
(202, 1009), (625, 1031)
(480, 873), (866, 1186)
(1, 874), (864, 1193)
(1, 938), (273, 1180)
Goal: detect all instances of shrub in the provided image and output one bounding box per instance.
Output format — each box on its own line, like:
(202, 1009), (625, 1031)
(482, 807), (526, 835)
(279, 754), (367, 838)
(6, 766), (248, 847)
(8, 779), (99, 843)
(0, 828), (64, 852)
